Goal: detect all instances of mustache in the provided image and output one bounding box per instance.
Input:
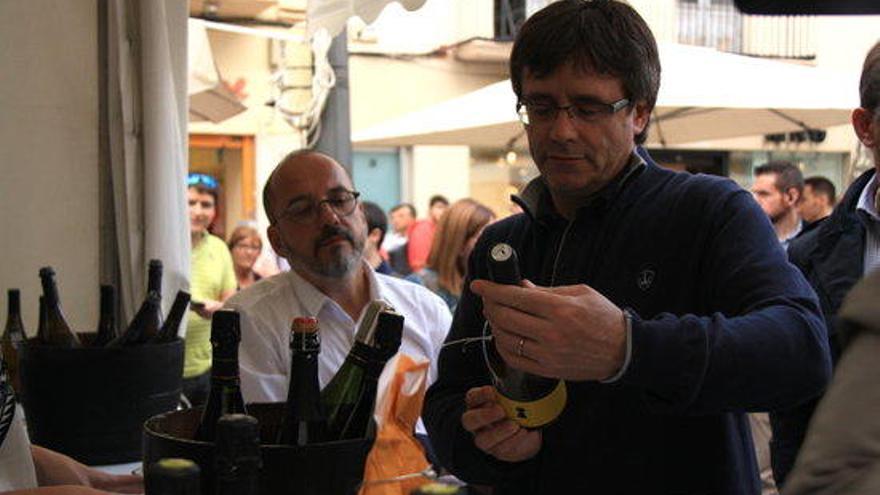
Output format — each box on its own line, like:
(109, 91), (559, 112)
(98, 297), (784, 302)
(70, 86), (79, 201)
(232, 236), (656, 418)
(314, 225), (355, 251)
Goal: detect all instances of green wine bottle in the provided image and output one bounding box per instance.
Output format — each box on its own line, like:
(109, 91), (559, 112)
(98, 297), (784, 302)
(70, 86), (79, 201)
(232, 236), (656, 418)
(321, 302), (403, 441)
(1, 289), (26, 393)
(194, 310), (247, 441)
(216, 414), (261, 495)
(145, 458), (201, 495)
(91, 285), (118, 347)
(107, 292), (161, 347)
(151, 291), (190, 343)
(277, 317), (326, 446)
(37, 267), (81, 347)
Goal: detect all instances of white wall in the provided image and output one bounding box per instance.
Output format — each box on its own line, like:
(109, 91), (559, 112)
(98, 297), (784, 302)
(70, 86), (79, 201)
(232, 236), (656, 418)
(0, 1), (99, 333)
(409, 145), (471, 216)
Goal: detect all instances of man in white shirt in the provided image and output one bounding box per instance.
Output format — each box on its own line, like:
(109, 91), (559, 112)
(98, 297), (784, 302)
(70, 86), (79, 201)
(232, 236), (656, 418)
(224, 150), (451, 430)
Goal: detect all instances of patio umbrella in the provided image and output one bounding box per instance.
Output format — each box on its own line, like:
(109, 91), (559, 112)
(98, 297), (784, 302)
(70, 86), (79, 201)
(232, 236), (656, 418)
(353, 43), (858, 148)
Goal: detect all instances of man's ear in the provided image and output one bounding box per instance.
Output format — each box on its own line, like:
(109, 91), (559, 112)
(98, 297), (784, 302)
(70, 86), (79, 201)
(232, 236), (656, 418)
(267, 224), (287, 258)
(852, 107), (877, 148)
(632, 101), (651, 136)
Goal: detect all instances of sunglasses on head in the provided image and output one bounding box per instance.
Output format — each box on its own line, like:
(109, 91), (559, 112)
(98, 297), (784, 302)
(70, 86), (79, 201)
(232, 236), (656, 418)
(187, 173), (218, 189)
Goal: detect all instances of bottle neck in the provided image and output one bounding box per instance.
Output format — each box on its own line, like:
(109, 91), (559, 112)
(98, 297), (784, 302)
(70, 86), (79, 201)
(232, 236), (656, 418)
(7, 291), (19, 317)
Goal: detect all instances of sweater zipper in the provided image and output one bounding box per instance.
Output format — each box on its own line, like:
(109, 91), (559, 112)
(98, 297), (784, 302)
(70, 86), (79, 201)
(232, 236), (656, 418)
(550, 220), (575, 286)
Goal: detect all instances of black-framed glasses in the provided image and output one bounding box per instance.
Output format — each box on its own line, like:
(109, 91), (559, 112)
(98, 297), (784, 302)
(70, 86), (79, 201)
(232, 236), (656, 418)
(278, 190), (361, 224)
(187, 173), (219, 189)
(516, 97), (630, 126)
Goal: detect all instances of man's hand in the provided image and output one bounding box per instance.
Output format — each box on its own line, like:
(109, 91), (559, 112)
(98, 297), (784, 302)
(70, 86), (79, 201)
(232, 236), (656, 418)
(471, 279), (626, 381)
(192, 299), (223, 319)
(32, 446), (143, 493)
(461, 386), (541, 463)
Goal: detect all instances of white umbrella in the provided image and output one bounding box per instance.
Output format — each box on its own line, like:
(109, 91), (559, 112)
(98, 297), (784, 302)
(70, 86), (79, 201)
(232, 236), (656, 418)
(353, 43), (859, 148)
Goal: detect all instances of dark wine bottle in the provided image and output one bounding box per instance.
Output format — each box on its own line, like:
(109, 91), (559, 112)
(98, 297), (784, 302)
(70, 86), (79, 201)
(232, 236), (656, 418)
(36, 296), (46, 338)
(321, 302), (404, 441)
(484, 243), (567, 429)
(107, 292), (161, 347)
(277, 317), (326, 446)
(37, 267), (81, 347)
(194, 310), (248, 442)
(143, 259), (164, 339)
(2, 289), (27, 394)
(145, 458), (201, 495)
(215, 414), (261, 495)
(91, 285), (118, 347)
(151, 291), (191, 343)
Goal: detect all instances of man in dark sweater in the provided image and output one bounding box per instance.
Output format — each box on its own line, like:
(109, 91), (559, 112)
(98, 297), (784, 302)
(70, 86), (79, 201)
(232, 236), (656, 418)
(771, 40), (880, 488)
(422, 2), (831, 494)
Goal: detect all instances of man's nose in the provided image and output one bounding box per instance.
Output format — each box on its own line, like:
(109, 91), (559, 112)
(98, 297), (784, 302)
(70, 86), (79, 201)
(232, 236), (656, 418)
(548, 108), (579, 142)
(317, 201), (342, 224)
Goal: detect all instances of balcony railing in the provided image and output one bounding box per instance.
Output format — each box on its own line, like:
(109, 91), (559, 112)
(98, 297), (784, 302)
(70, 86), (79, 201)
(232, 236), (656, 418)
(678, 1), (816, 60)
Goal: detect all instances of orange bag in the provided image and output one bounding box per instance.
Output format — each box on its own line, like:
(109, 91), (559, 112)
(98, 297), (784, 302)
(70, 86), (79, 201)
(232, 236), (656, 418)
(359, 354), (433, 495)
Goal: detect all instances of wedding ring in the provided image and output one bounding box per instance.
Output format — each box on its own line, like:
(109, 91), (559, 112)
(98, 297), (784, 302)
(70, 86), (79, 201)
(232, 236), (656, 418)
(517, 337), (525, 357)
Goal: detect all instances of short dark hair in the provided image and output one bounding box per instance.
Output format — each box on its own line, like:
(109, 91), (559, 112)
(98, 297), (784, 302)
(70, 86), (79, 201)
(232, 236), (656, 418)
(509, 0), (661, 144)
(755, 161), (804, 195)
(361, 201), (388, 246)
(189, 184), (218, 204)
(804, 176), (836, 205)
(429, 195), (449, 208)
(390, 203), (417, 218)
(860, 41), (880, 112)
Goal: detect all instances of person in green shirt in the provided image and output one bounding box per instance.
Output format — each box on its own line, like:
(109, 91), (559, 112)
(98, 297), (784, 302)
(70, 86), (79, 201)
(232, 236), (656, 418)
(183, 173), (236, 406)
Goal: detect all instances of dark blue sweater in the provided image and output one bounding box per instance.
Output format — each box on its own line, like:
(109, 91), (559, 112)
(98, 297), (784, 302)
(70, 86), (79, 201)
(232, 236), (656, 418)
(423, 154), (831, 494)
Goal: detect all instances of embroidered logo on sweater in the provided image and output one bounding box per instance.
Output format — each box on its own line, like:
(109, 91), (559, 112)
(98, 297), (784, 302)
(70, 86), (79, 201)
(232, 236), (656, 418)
(637, 266), (656, 291)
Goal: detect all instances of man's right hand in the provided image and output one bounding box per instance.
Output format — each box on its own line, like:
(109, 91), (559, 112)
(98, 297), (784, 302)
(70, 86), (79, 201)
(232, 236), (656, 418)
(461, 385), (542, 463)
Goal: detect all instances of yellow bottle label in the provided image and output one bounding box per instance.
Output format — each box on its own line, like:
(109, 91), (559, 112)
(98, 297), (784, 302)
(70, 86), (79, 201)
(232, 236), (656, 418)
(496, 380), (567, 429)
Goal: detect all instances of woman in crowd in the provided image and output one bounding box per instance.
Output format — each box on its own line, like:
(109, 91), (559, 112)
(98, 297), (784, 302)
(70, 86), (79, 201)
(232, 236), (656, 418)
(227, 225), (263, 290)
(184, 173), (236, 406)
(413, 198), (494, 311)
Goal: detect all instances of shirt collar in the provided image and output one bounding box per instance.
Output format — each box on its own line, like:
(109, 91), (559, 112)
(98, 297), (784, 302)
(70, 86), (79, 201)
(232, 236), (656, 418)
(516, 150), (646, 221)
(857, 173), (880, 222)
(286, 261), (382, 317)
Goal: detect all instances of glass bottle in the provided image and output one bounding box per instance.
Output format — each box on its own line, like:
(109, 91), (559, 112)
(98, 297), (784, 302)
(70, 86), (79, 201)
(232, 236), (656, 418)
(194, 310), (248, 441)
(277, 317), (326, 446)
(485, 242), (567, 429)
(91, 285), (118, 347)
(151, 290), (191, 343)
(145, 458), (201, 495)
(321, 302), (404, 441)
(215, 414), (261, 495)
(107, 291), (161, 347)
(37, 267), (81, 347)
(1, 289), (27, 393)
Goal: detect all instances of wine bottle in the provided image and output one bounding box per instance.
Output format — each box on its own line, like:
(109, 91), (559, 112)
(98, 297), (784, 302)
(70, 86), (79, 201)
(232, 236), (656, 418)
(37, 267), (81, 347)
(151, 291), (191, 343)
(36, 296), (46, 339)
(1, 289), (26, 394)
(143, 259), (164, 339)
(107, 292), (161, 347)
(194, 310), (248, 442)
(215, 414), (261, 495)
(91, 285), (118, 347)
(277, 317), (326, 446)
(321, 302), (404, 441)
(145, 458), (201, 495)
(485, 243), (567, 429)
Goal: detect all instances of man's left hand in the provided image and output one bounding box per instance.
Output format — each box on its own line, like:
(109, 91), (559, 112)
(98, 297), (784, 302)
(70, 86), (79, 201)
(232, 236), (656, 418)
(471, 279), (626, 381)
(32, 446), (144, 493)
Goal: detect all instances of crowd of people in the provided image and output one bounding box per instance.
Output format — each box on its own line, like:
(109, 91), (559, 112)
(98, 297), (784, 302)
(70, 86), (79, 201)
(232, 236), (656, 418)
(3, 1), (878, 494)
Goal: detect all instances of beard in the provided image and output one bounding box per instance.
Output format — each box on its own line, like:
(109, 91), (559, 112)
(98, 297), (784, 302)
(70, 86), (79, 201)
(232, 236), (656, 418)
(285, 224), (365, 279)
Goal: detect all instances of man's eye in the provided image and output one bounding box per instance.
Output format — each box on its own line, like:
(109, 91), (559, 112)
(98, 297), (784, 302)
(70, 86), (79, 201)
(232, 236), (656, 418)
(574, 106), (602, 118)
(529, 105), (555, 117)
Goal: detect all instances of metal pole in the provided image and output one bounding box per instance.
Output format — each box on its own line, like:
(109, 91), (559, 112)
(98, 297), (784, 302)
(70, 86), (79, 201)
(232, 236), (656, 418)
(314, 28), (352, 175)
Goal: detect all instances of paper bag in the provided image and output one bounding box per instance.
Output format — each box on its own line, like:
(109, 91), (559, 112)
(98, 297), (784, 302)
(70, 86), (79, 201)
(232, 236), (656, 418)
(359, 354), (432, 495)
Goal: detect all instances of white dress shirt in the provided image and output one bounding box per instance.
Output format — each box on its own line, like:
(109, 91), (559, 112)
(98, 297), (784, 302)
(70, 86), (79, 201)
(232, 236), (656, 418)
(224, 262), (452, 406)
(0, 405), (37, 492)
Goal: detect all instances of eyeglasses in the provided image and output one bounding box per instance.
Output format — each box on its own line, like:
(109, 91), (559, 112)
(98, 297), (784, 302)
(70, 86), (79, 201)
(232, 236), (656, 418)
(278, 190), (361, 224)
(516, 97), (630, 126)
(187, 173), (219, 189)
(233, 243), (261, 252)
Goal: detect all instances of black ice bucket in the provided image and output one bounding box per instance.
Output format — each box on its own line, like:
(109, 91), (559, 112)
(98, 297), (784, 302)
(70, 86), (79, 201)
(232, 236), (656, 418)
(19, 337), (184, 465)
(143, 403), (373, 495)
